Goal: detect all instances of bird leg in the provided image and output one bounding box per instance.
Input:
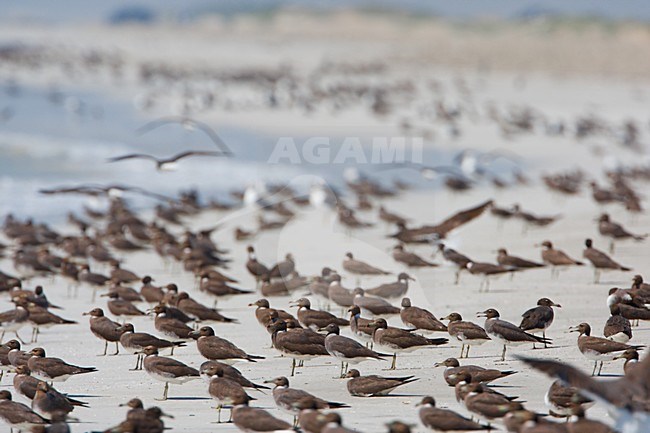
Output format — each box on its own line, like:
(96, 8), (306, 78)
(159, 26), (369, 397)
(390, 353), (397, 370)
(130, 354), (141, 371)
(290, 358), (296, 377)
(591, 361), (598, 376)
(158, 382), (169, 401)
(170, 345), (175, 355)
(543, 331), (548, 349)
(501, 345), (507, 362)
(454, 270), (460, 285)
(109, 342), (119, 356)
(298, 360), (304, 367)
(339, 362), (345, 378)
(293, 415), (298, 427)
(0, 330), (4, 344)
(465, 345), (471, 358)
(597, 361), (604, 376)
(100, 340), (108, 356)
(609, 241), (615, 254)
(14, 331), (25, 345)
(593, 269), (600, 284)
(459, 344), (465, 358)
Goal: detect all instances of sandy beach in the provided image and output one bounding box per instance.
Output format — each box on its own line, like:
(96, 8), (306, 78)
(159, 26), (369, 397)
(1, 8), (650, 433)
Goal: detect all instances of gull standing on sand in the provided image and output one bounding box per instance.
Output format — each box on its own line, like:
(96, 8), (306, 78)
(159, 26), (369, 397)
(478, 308), (550, 361)
(442, 313), (491, 358)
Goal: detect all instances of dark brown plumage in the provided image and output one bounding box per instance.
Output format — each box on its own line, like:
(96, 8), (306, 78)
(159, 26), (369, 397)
(189, 326), (264, 363)
(583, 239), (631, 283)
(84, 307), (125, 355)
(345, 369), (418, 396)
(435, 358), (516, 386)
(370, 318), (448, 369)
(292, 298), (349, 330)
(138, 346), (200, 400)
(343, 252), (390, 275)
(27, 347), (97, 383)
(442, 313), (491, 359)
(417, 396), (490, 431)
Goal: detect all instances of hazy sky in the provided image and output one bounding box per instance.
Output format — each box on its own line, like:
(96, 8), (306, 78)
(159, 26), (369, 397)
(2, 0), (649, 24)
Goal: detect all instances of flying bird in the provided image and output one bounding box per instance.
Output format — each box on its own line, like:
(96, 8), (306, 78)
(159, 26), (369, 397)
(135, 116), (233, 155)
(108, 151), (228, 171)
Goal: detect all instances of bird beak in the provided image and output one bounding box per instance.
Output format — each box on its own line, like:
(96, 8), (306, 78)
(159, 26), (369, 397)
(161, 411), (174, 419)
(288, 301), (298, 307)
(415, 401), (422, 407)
(82, 312), (90, 316)
(188, 331), (199, 339)
(476, 311), (487, 317)
(568, 326), (579, 333)
(247, 303), (256, 307)
(441, 315), (450, 321)
(433, 362), (442, 368)
(99, 293), (110, 298)
(533, 243), (540, 247)
(408, 275), (416, 281)
(553, 303), (562, 308)
(613, 354), (623, 360)
(263, 379), (275, 384)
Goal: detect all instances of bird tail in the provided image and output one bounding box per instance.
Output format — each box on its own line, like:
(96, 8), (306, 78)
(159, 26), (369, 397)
(427, 337), (449, 345)
(67, 397), (90, 407)
(246, 354), (265, 362)
(173, 341), (187, 347)
(327, 401), (351, 409)
(61, 319), (78, 324)
(253, 382), (271, 390)
(500, 370), (517, 377)
(620, 266), (632, 271)
(335, 318), (351, 326)
(400, 377), (419, 385)
(534, 335), (552, 345)
(574, 261), (584, 266)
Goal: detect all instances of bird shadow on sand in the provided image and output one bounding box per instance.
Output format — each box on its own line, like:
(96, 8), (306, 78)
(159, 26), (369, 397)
(594, 373), (625, 378)
(165, 396), (211, 401)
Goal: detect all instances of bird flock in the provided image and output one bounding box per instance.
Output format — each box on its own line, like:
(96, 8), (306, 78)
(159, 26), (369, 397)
(2, 19), (650, 433)
(0, 164), (649, 433)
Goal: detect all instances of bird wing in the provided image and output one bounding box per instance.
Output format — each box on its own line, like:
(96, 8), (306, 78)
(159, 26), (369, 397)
(427, 200), (494, 236)
(151, 357), (198, 377)
(454, 322), (490, 339)
(107, 153), (159, 163)
(492, 319), (539, 342)
(517, 355), (640, 410)
(169, 151), (226, 162)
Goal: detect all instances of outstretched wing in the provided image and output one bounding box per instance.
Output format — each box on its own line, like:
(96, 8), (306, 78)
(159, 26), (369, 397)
(170, 151), (228, 162)
(107, 153), (158, 163)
